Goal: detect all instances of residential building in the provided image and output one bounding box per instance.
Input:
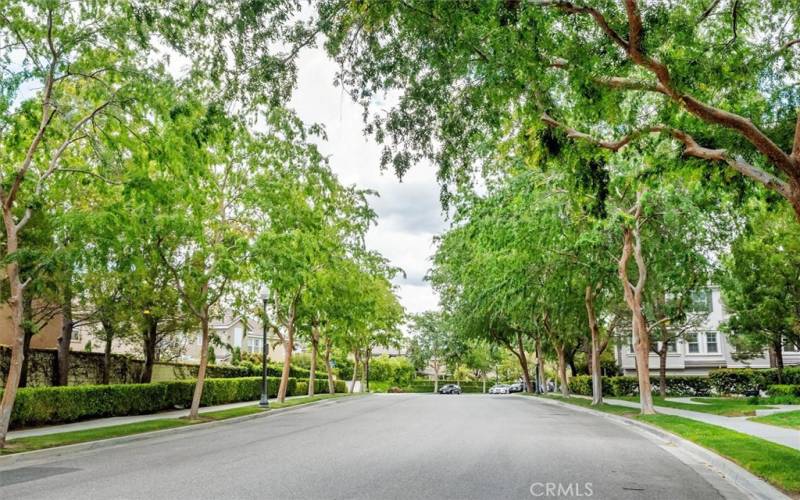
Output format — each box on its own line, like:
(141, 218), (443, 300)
(180, 312), (287, 364)
(0, 304), (287, 365)
(615, 286), (800, 375)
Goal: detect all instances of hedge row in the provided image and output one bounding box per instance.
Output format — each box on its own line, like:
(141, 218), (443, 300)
(2, 376), (347, 428)
(767, 384), (800, 397)
(232, 361), (341, 381)
(569, 375), (711, 397)
(568, 368), (800, 397)
(401, 380), (488, 393)
(708, 368), (800, 394)
(296, 378), (347, 395)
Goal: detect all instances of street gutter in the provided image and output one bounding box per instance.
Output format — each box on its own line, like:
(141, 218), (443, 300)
(521, 395), (789, 500)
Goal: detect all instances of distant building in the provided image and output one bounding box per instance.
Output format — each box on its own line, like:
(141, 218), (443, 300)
(0, 304), (288, 365)
(615, 286), (800, 375)
(180, 312), (286, 364)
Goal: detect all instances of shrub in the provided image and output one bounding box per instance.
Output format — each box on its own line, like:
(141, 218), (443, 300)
(368, 356), (415, 385)
(652, 376), (711, 396)
(2, 376), (297, 428)
(568, 375), (615, 396)
(568, 375), (592, 396)
(568, 375), (709, 397)
(610, 376), (639, 396)
(761, 367), (800, 385)
(296, 381), (308, 396)
(709, 369), (765, 395)
(402, 380), (486, 393)
(767, 384), (800, 397)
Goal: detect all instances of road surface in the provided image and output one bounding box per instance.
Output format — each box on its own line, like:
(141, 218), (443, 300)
(0, 394), (741, 499)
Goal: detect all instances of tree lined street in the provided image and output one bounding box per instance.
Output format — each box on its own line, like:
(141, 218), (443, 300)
(0, 395), (739, 500)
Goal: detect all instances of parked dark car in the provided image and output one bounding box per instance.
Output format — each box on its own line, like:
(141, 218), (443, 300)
(438, 384), (462, 394)
(508, 382), (524, 393)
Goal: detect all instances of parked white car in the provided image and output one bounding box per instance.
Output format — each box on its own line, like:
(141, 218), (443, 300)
(489, 384), (510, 394)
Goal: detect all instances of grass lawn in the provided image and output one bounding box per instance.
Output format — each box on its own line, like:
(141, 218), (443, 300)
(2, 393), (352, 456)
(534, 394), (800, 495)
(616, 395), (778, 416)
(749, 410), (800, 430)
(1, 419), (192, 455)
(536, 394), (639, 417)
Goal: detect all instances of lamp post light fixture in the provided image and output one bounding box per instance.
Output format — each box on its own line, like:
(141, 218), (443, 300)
(259, 287), (269, 408)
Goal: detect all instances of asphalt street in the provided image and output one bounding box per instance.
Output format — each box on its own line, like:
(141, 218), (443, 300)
(0, 394), (741, 500)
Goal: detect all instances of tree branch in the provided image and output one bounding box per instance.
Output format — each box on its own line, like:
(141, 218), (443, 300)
(793, 109), (800, 162)
(540, 114), (792, 198)
(697, 0), (722, 25)
(632, 191), (646, 295)
(540, 0), (798, 179)
(532, 1), (629, 51)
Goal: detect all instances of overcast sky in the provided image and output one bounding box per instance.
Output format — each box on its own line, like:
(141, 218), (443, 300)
(288, 46), (445, 314)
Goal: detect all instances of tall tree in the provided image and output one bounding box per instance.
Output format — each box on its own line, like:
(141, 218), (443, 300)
(407, 311), (450, 393)
(321, 1), (800, 218)
(720, 203), (800, 383)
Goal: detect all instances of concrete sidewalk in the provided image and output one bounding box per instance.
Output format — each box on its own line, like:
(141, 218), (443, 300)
(8, 396), (305, 440)
(601, 397), (800, 451)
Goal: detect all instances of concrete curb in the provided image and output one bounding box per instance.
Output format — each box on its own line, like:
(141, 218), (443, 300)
(0, 395), (358, 468)
(523, 395), (790, 500)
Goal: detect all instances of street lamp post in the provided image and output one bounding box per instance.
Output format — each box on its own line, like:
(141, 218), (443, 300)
(259, 288), (269, 408)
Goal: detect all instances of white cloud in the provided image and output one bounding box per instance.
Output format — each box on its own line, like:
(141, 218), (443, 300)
(290, 45), (443, 313)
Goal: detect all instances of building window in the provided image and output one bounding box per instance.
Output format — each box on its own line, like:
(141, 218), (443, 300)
(686, 332), (700, 353)
(687, 289), (712, 313)
(784, 338), (800, 353)
(247, 337), (263, 354)
(706, 332), (719, 353)
(666, 341), (677, 353)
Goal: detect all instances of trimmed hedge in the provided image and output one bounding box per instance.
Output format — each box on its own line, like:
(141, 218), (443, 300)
(768, 384), (800, 397)
(2, 375), (347, 429)
(402, 380), (487, 393)
(708, 367), (800, 395)
(568, 375), (711, 397)
(568, 369), (800, 397)
(708, 369), (764, 395)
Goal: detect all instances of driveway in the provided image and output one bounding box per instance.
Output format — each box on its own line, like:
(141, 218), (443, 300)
(0, 394), (739, 499)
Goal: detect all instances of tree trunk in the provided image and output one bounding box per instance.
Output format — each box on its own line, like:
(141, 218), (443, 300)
(555, 343), (569, 397)
(308, 323), (319, 397)
(618, 201), (656, 415)
(350, 350), (360, 393)
(189, 316), (210, 419)
(433, 363), (439, 393)
(482, 373), (487, 393)
(361, 348), (369, 393)
(516, 332), (533, 392)
(659, 346), (668, 398)
(141, 316), (158, 383)
(0, 214), (25, 447)
(324, 337), (335, 394)
(585, 286), (603, 405)
(535, 337), (545, 393)
(57, 281), (74, 386)
(277, 323), (294, 403)
(100, 318), (115, 385)
(774, 340), (784, 384)
(19, 295), (34, 388)
(567, 351), (578, 377)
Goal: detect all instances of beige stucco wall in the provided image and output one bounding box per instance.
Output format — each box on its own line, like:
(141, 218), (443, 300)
(0, 304), (62, 349)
